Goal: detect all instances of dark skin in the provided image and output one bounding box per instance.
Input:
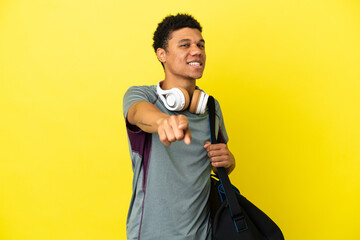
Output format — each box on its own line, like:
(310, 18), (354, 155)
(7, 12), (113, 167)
(127, 27), (235, 173)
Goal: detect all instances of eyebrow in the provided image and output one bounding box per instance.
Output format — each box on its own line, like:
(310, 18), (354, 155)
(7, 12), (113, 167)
(178, 38), (205, 44)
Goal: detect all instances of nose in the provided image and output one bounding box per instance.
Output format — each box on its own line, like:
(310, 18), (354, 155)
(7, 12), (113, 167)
(189, 43), (202, 56)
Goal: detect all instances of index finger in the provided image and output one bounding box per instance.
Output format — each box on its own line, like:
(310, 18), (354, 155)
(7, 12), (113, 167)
(207, 143), (227, 151)
(176, 114), (189, 130)
(167, 115), (186, 140)
(183, 128), (192, 145)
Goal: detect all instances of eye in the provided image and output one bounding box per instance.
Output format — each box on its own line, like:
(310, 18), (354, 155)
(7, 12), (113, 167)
(197, 44), (205, 49)
(180, 44), (190, 47)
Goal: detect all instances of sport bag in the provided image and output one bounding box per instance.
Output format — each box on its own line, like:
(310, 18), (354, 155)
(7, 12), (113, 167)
(207, 96), (285, 240)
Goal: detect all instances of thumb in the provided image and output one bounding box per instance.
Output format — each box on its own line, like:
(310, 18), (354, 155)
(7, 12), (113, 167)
(204, 141), (211, 149)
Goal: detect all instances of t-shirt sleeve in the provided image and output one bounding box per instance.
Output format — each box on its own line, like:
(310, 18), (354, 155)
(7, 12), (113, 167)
(123, 86), (154, 119)
(215, 98), (229, 144)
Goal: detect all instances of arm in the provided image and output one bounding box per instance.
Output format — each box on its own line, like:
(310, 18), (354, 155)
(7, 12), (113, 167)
(204, 142), (235, 174)
(127, 101), (192, 146)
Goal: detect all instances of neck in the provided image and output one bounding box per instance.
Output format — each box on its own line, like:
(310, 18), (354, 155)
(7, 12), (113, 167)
(162, 76), (197, 97)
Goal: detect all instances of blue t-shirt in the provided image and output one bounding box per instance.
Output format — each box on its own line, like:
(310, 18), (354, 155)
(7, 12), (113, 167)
(123, 85), (228, 240)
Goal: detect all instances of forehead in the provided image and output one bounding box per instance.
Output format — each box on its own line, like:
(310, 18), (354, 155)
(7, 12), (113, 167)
(168, 27), (204, 43)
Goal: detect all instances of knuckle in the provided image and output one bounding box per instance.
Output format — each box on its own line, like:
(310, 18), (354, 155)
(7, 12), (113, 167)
(175, 133), (184, 140)
(170, 115), (177, 121)
(161, 119), (169, 127)
(179, 114), (188, 122)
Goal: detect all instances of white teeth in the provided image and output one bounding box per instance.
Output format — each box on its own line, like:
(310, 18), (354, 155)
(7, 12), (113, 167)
(188, 62), (200, 66)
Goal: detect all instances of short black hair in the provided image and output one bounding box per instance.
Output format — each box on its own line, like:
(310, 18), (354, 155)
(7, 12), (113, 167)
(153, 13), (202, 52)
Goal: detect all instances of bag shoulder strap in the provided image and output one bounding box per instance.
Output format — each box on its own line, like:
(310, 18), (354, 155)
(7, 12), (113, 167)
(208, 96), (248, 232)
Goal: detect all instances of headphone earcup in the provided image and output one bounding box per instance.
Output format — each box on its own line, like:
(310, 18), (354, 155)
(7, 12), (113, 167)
(157, 81), (207, 113)
(177, 87), (190, 111)
(189, 90), (201, 114)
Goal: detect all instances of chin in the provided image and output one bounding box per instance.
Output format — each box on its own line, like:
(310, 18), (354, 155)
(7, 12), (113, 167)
(194, 74), (204, 80)
(190, 72), (204, 80)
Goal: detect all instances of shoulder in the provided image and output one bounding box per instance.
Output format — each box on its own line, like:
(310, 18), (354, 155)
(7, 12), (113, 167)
(125, 85), (156, 96)
(208, 95), (222, 114)
(123, 85), (157, 118)
(211, 97), (226, 122)
(124, 85), (157, 102)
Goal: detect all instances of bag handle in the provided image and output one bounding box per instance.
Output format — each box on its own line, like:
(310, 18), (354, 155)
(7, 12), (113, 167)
(208, 96), (248, 232)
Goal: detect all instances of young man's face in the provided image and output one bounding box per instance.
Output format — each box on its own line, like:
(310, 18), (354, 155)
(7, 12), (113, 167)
(160, 27), (206, 81)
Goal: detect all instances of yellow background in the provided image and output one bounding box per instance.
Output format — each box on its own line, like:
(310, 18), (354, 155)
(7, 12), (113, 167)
(1, 0), (359, 239)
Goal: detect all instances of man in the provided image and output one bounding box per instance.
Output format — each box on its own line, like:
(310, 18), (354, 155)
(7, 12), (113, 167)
(123, 13), (235, 240)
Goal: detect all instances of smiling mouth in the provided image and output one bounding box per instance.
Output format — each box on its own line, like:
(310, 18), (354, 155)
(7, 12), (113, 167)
(188, 62), (202, 66)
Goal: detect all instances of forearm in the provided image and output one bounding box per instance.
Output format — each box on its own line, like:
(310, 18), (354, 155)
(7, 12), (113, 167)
(127, 101), (169, 133)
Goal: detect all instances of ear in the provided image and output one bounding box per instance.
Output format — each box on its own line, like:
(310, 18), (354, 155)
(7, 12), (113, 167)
(156, 48), (166, 63)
